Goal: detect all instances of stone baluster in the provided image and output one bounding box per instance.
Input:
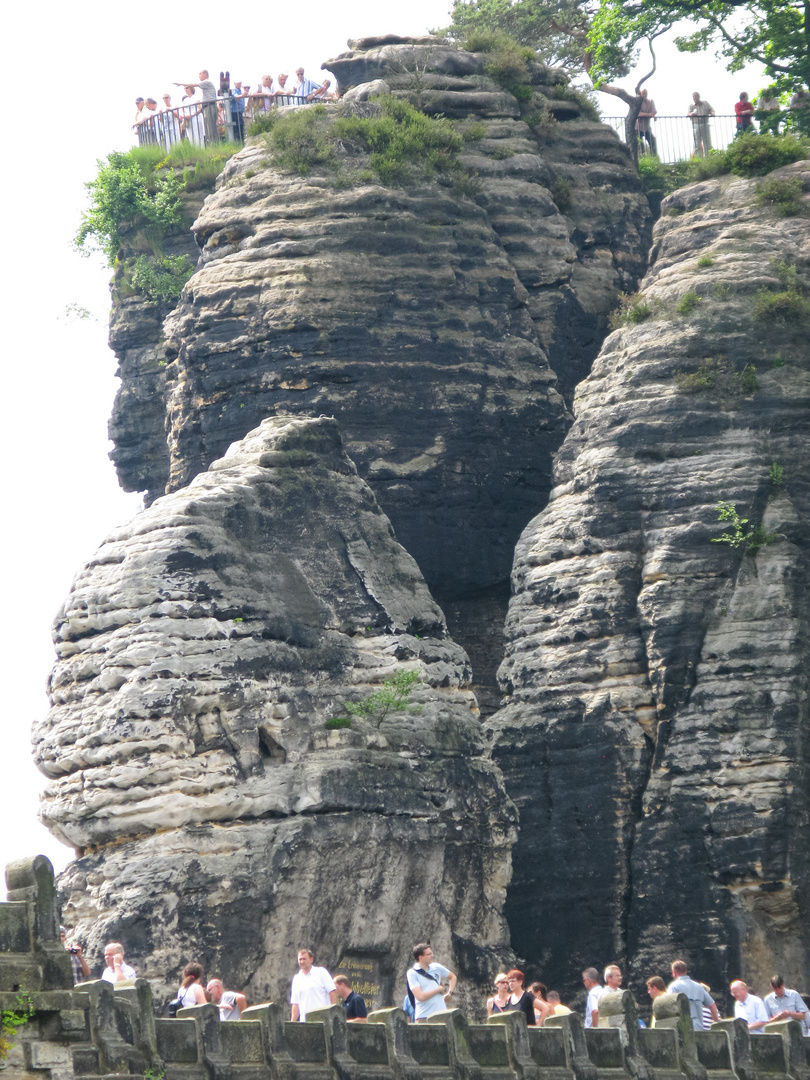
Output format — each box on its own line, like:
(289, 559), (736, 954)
(703, 1019), (759, 1080)
(82, 979), (132, 1074)
(487, 1008), (540, 1080)
(367, 1007), (421, 1080)
(240, 1002), (297, 1080)
(760, 1020), (809, 1080)
(598, 990), (654, 1080)
(307, 1003), (360, 1079)
(4, 856), (72, 990)
(425, 1009), (482, 1080)
(650, 992), (706, 1080)
(545, 1012), (598, 1080)
(177, 1001), (233, 1080)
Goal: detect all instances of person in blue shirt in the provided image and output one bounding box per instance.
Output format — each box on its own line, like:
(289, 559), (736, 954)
(406, 943), (456, 1022)
(335, 975), (368, 1022)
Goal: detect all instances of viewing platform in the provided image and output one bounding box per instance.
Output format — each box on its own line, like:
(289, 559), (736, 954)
(3, 856), (810, 1080)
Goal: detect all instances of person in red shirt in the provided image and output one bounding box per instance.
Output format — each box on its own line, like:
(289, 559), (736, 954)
(735, 92), (755, 135)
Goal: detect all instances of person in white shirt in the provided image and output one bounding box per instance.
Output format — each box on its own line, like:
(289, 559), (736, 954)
(290, 949), (337, 1021)
(406, 942), (456, 1022)
(159, 94), (182, 150)
(763, 975), (809, 1034)
(730, 980), (769, 1032)
(582, 967), (602, 1028)
(101, 942), (137, 983)
(207, 978), (247, 1021)
(174, 69), (218, 145)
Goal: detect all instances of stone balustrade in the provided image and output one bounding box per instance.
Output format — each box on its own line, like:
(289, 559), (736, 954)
(3, 857), (810, 1080)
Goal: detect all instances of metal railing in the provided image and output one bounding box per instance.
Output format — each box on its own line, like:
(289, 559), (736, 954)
(133, 93), (320, 151)
(602, 113), (791, 163)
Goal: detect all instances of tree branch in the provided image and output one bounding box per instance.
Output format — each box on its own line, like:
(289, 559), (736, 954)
(701, 9), (789, 71)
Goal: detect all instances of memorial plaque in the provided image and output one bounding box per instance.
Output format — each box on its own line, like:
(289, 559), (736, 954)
(337, 951), (389, 1012)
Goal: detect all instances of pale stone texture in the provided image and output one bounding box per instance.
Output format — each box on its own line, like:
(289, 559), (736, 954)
(106, 37), (650, 708)
(35, 416), (515, 1010)
(488, 162), (810, 1000)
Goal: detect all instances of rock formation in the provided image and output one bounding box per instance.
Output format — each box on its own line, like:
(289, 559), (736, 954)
(488, 161), (810, 999)
(34, 415), (515, 1010)
(105, 36), (650, 702)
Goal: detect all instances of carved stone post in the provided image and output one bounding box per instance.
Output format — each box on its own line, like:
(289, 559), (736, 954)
(651, 992), (707, 1080)
(546, 1012), (598, 1080)
(177, 1002), (232, 1080)
(241, 1002), (296, 1080)
(599, 990), (654, 1080)
(487, 1009), (540, 1080)
(367, 1007), (421, 1080)
(425, 1009), (482, 1080)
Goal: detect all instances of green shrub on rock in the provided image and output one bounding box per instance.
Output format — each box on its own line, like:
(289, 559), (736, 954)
(724, 133), (808, 177)
(675, 358), (758, 397)
(677, 290), (701, 315)
(130, 254), (195, 303)
(609, 293), (652, 329)
(756, 176), (804, 216)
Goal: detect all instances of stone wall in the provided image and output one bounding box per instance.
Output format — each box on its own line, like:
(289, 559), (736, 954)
(4, 858), (810, 1080)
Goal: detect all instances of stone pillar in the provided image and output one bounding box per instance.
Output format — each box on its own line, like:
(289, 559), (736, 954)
(241, 1002), (296, 1080)
(705, 1019), (758, 1080)
(545, 1012), (598, 1080)
(177, 1002), (232, 1080)
(115, 979), (162, 1072)
(651, 992), (707, 1080)
(487, 1009), (540, 1080)
(82, 979), (132, 1074)
(367, 1007), (420, 1080)
(425, 1009), (482, 1080)
(759, 1020), (809, 1080)
(307, 1004), (359, 1079)
(598, 990), (654, 1080)
(4, 855), (72, 990)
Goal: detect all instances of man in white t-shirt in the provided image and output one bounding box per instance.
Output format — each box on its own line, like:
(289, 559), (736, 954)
(406, 942), (456, 1022)
(582, 967), (602, 1028)
(290, 949), (337, 1021)
(101, 942), (137, 983)
(731, 980), (768, 1032)
(207, 979), (247, 1021)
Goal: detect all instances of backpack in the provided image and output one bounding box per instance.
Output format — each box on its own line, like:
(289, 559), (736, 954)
(167, 988), (185, 1018)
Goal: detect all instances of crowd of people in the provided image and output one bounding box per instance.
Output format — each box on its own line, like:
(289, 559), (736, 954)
(132, 66), (339, 150)
(634, 86), (810, 158)
(61, 929), (810, 1035)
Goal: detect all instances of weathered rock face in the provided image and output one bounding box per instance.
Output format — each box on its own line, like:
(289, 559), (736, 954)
(488, 162), (810, 999)
(106, 36), (650, 702)
(35, 415), (515, 1009)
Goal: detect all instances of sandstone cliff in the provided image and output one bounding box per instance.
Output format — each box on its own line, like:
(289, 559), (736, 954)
(106, 36), (650, 703)
(488, 161), (810, 999)
(35, 415), (515, 1010)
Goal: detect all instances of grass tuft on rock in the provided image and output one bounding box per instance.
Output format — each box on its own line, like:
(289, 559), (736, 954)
(675, 358), (758, 398)
(252, 98), (471, 189)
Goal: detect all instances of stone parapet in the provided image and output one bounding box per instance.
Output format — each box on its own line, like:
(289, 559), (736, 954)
(4, 860), (810, 1080)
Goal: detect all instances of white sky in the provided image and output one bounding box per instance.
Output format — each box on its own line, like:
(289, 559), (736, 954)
(0, 1), (765, 897)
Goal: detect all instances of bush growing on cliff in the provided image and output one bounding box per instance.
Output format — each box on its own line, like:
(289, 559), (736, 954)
(130, 254), (195, 303)
(75, 144), (236, 266)
(712, 501), (775, 555)
(341, 670), (424, 730)
(756, 176), (804, 216)
(1, 994), (33, 1062)
(609, 292), (652, 329)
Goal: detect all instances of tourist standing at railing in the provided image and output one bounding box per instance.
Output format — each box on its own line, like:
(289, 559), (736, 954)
(138, 99), (160, 147)
(734, 92), (754, 136)
(274, 73), (293, 104)
(230, 81), (246, 141)
(160, 94), (182, 149)
(174, 70), (218, 146)
(133, 97), (146, 143)
(309, 79), (338, 102)
(688, 91), (715, 157)
(258, 75), (275, 112)
(789, 88), (810, 135)
(636, 88), (657, 155)
(181, 85), (204, 146)
(293, 67), (318, 102)
(756, 87), (782, 134)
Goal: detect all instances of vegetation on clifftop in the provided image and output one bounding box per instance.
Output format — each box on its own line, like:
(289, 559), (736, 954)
(75, 143), (238, 267)
(249, 99), (473, 189)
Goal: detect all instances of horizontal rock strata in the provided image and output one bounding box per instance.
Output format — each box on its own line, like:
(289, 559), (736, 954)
(487, 162), (810, 1000)
(105, 36), (650, 703)
(35, 415), (515, 1009)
